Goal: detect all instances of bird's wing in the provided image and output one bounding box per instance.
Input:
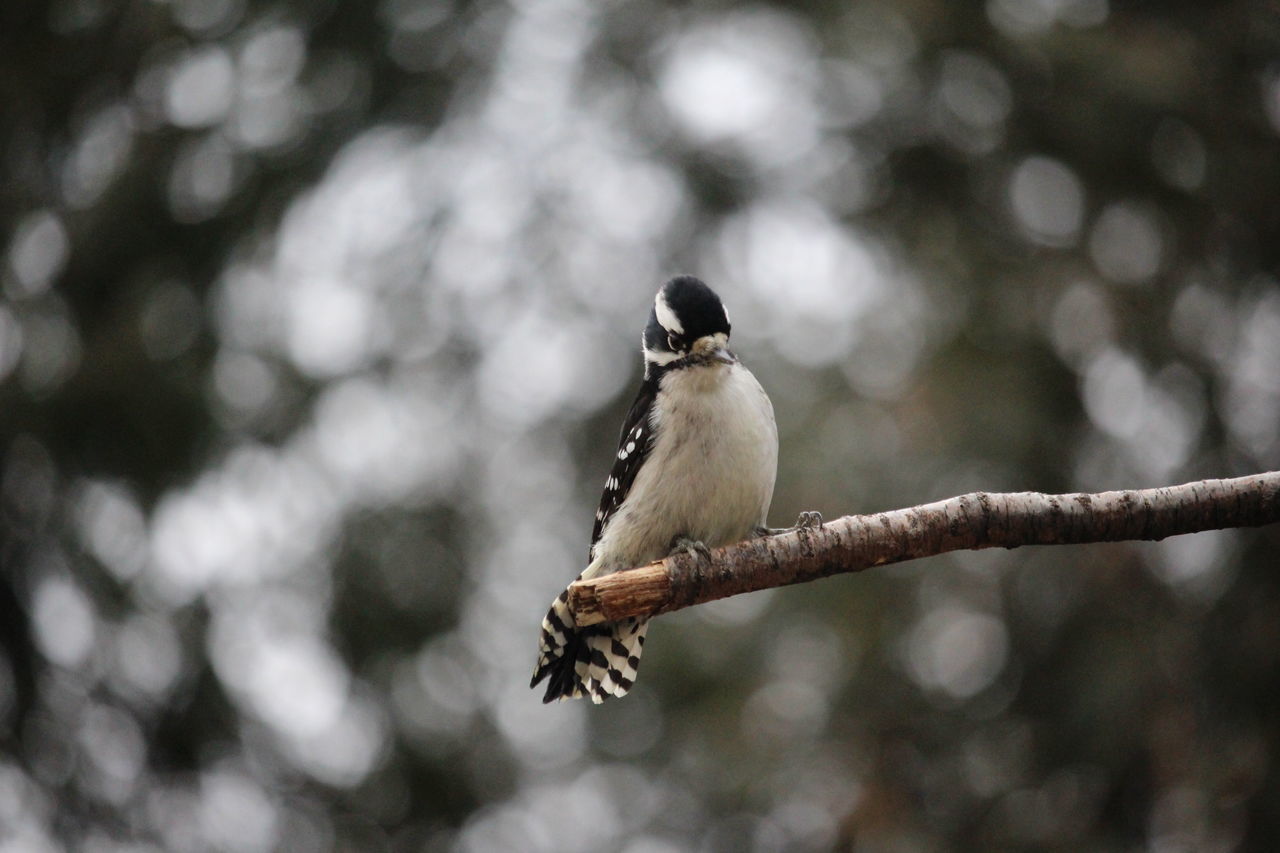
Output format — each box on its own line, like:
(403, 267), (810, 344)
(589, 379), (657, 554)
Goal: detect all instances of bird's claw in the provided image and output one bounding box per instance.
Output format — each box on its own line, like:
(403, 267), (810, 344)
(669, 535), (712, 562)
(753, 511), (823, 539)
(795, 510), (824, 530)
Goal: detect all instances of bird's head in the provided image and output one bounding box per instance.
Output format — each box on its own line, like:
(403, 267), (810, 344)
(643, 276), (735, 377)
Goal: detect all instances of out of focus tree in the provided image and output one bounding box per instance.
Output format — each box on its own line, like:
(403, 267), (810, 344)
(2, 0), (1279, 850)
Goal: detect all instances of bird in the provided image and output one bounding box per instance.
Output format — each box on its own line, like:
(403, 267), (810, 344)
(531, 276), (779, 703)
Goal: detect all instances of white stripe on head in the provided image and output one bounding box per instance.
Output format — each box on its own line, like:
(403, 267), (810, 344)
(643, 346), (680, 367)
(641, 329), (680, 366)
(654, 288), (683, 335)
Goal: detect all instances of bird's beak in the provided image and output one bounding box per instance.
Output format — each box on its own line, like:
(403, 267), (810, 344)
(693, 334), (736, 365)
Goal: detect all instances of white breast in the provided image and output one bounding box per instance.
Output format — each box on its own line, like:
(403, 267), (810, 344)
(586, 362), (778, 576)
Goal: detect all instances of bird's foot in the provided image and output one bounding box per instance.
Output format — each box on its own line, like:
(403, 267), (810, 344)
(753, 511), (824, 538)
(668, 535), (712, 562)
(794, 510), (824, 530)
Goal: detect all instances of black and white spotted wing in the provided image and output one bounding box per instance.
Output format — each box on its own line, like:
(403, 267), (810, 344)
(531, 378), (658, 703)
(589, 379), (658, 553)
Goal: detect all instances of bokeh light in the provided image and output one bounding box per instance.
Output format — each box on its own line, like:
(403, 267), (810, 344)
(3, 1), (1280, 850)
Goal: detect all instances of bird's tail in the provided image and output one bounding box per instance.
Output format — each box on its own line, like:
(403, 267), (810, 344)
(531, 587), (648, 703)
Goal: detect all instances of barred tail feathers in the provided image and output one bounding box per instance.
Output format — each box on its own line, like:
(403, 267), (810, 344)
(531, 588), (648, 703)
(576, 617), (647, 703)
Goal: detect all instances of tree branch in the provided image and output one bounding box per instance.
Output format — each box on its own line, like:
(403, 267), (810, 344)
(568, 472), (1280, 626)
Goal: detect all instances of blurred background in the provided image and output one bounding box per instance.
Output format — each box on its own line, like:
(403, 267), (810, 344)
(3, 0), (1280, 850)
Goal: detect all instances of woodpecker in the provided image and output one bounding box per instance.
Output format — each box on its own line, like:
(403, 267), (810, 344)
(531, 276), (779, 702)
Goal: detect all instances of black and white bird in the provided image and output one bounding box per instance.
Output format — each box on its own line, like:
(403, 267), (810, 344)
(531, 276), (778, 703)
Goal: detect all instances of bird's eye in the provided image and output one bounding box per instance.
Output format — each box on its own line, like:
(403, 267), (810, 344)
(667, 333), (681, 351)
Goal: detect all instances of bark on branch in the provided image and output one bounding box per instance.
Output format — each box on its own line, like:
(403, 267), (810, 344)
(568, 472), (1280, 626)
